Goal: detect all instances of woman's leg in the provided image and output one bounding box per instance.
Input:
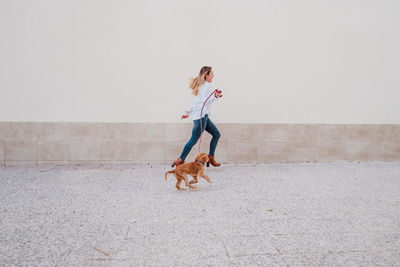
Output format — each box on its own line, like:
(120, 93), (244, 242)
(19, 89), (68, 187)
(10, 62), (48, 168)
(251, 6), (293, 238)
(205, 117), (221, 156)
(179, 116), (208, 160)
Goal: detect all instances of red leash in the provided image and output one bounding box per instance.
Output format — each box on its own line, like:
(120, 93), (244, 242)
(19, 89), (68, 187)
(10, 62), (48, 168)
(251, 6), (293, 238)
(198, 89), (222, 154)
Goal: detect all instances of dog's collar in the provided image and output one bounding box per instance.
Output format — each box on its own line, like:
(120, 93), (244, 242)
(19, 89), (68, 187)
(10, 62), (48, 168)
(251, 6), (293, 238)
(196, 160), (205, 165)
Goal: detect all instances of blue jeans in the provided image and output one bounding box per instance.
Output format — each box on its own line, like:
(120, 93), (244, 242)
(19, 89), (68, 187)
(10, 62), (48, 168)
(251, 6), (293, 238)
(179, 114), (221, 160)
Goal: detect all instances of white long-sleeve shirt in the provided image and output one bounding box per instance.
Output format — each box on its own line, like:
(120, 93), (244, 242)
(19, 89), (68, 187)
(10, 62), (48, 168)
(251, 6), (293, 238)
(184, 81), (218, 120)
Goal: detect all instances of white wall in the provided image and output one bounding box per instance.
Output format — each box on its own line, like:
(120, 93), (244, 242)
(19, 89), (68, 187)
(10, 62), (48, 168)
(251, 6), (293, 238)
(1, 0), (399, 124)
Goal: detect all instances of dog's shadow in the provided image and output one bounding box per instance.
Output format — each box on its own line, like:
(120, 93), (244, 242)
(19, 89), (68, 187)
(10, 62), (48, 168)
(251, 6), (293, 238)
(175, 183), (222, 193)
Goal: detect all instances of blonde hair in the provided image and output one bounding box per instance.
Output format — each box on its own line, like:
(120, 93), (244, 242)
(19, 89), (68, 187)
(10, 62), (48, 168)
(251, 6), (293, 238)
(189, 66), (212, 95)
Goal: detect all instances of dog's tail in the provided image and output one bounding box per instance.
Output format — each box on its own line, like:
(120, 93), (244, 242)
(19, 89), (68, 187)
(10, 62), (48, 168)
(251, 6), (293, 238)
(164, 170), (175, 180)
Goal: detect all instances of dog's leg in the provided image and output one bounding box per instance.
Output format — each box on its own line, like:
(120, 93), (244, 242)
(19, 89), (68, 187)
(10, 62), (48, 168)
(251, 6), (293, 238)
(176, 180), (184, 191)
(189, 175), (198, 184)
(174, 173), (184, 191)
(182, 174), (195, 189)
(199, 172), (212, 184)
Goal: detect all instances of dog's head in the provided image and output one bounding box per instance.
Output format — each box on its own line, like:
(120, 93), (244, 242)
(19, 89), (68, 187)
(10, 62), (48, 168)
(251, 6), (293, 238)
(195, 153), (209, 164)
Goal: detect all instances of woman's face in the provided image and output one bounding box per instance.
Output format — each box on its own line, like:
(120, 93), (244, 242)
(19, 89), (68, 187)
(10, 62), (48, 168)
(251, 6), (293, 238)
(205, 70), (214, 82)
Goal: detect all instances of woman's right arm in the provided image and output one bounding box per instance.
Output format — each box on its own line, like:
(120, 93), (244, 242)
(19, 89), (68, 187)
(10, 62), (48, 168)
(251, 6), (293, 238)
(182, 98), (195, 119)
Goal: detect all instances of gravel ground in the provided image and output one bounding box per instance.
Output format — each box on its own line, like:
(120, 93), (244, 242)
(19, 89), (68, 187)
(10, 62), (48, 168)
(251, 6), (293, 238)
(1, 161), (400, 266)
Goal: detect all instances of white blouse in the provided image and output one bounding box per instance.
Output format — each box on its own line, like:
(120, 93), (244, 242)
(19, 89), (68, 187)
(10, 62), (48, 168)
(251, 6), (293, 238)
(184, 81), (219, 120)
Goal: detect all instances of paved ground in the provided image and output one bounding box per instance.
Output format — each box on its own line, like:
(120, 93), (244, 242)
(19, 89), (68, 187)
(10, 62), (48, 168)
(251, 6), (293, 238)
(0, 161), (399, 266)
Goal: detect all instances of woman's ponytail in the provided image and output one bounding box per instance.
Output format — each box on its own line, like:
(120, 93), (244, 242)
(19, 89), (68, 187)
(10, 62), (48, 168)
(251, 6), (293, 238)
(189, 66), (212, 95)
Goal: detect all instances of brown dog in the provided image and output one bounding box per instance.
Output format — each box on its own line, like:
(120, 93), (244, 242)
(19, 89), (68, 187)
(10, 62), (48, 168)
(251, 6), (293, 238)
(165, 153), (212, 190)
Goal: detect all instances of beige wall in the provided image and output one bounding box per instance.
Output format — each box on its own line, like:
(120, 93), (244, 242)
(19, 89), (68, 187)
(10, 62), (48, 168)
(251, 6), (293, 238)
(1, 122), (400, 166)
(1, 0), (399, 124)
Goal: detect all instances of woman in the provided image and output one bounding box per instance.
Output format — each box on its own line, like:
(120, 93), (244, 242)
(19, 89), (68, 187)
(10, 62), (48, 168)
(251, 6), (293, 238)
(171, 66), (222, 168)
